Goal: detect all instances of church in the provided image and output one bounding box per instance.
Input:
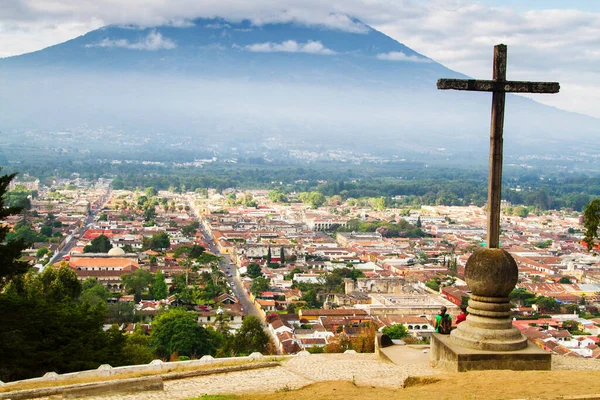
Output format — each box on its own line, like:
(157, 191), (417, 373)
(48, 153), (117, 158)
(59, 247), (139, 291)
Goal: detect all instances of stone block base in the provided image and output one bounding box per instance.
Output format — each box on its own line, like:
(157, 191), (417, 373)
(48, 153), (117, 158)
(430, 333), (551, 372)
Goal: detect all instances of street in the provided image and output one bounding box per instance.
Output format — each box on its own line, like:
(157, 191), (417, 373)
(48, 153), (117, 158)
(196, 221), (261, 320)
(192, 207), (280, 353)
(48, 202), (101, 268)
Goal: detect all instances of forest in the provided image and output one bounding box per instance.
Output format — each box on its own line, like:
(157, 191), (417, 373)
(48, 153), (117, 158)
(3, 159), (600, 212)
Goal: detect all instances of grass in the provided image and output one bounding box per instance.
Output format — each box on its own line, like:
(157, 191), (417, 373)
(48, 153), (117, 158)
(187, 396), (239, 400)
(0, 359), (271, 394)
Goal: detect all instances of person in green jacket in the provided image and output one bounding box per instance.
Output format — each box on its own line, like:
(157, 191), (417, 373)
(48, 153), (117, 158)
(434, 306), (452, 334)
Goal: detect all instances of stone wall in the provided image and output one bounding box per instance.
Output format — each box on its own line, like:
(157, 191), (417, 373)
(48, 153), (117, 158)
(2, 353), (272, 388)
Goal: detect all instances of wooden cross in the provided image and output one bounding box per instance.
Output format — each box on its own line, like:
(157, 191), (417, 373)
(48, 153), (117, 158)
(437, 44), (559, 248)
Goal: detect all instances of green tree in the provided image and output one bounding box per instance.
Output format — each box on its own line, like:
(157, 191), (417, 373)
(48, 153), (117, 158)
(121, 269), (153, 303)
(0, 266), (109, 381)
(308, 192), (326, 208)
(4, 186), (32, 210)
(301, 289), (323, 309)
(122, 244), (134, 253)
(80, 278), (110, 306)
(448, 257), (458, 276)
(84, 234), (113, 253)
(279, 247), (285, 264)
(232, 315), (269, 355)
(36, 246), (49, 259)
(561, 320), (580, 333)
(144, 206), (156, 222)
(536, 296), (560, 314)
(97, 213), (108, 222)
(268, 190), (288, 203)
(152, 271), (168, 300)
(247, 263), (262, 279)
(181, 221), (200, 236)
(251, 277), (270, 297)
(145, 187), (158, 198)
(143, 232), (171, 252)
(40, 225), (53, 237)
(150, 309), (216, 359)
(559, 276), (573, 284)
(188, 244), (206, 259)
(372, 196), (388, 211)
(112, 177), (125, 190)
(381, 324), (409, 339)
(534, 240), (552, 249)
(6, 224), (48, 244)
(583, 199), (600, 251)
(509, 288), (536, 304)
(122, 326), (154, 365)
(266, 247), (272, 263)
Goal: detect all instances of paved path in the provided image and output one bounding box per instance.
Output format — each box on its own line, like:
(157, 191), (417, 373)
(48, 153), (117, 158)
(51, 352), (438, 400)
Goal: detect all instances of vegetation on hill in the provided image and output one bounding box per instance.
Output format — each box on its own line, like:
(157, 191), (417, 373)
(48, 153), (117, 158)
(4, 160), (600, 212)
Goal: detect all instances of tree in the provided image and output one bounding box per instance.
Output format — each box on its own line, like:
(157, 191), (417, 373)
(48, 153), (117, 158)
(247, 263), (262, 279)
(536, 296), (560, 314)
(279, 247), (285, 264)
(97, 213), (108, 222)
(559, 276), (573, 284)
(143, 232), (171, 252)
(561, 320), (580, 333)
(40, 225), (53, 237)
(0, 171), (31, 289)
(144, 206), (156, 222)
(312, 192), (326, 208)
(448, 257), (458, 276)
(509, 288), (536, 304)
(415, 251), (429, 264)
(181, 221), (200, 237)
(0, 266), (109, 381)
(80, 278), (110, 306)
(84, 234), (113, 253)
(121, 269), (153, 303)
(534, 240), (552, 249)
(232, 315), (270, 355)
(268, 190), (288, 203)
(301, 289), (322, 309)
(145, 186), (158, 197)
(152, 271), (168, 300)
(150, 309), (216, 359)
(122, 244), (134, 253)
(36, 246), (49, 259)
(583, 199), (600, 251)
(122, 325), (154, 365)
(266, 247), (272, 264)
(251, 277), (270, 297)
(381, 324), (409, 339)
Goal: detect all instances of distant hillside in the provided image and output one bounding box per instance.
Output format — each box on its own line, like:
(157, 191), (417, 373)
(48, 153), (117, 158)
(0, 18), (598, 163)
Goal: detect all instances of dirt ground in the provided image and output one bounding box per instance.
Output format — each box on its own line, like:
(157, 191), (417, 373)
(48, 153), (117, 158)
(238, 370), (600, 400)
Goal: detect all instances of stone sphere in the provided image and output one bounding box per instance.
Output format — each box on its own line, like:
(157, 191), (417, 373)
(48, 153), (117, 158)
(465, 248), (518, 298)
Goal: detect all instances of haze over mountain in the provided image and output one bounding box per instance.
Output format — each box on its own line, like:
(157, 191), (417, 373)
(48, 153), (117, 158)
(0, 17), (597, 164)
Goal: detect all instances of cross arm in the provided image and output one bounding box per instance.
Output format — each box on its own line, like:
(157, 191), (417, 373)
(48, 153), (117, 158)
(437, 79), (559, 94)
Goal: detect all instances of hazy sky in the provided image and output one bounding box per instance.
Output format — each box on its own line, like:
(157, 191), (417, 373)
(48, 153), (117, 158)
(2, 0), (599, 118)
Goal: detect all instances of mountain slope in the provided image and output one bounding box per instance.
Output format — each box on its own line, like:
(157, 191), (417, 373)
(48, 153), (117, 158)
(0, 18), (597, 163)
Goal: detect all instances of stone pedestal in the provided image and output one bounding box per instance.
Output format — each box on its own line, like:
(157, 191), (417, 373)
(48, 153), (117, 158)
(430, 248), (551, 371)
(431, 333), (551, 372)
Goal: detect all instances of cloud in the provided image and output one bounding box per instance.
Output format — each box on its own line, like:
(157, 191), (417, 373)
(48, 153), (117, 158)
(85, 31), (176, 50)
(2, 0), (600, 117)
(205, 22), (231, 29)
(245, 40), (335, 55)
(376, 51), (431, 63)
